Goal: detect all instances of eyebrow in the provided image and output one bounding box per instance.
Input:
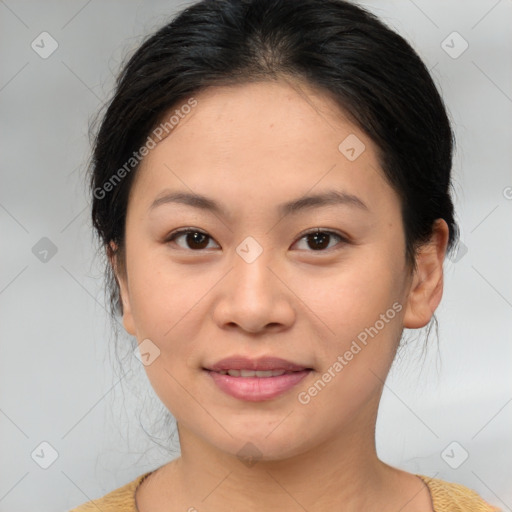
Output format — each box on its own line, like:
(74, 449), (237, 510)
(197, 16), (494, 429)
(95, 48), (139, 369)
(148, 189), (369, 217)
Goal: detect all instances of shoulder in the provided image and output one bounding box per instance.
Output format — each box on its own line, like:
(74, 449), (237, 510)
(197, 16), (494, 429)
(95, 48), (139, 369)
(416, 474), (502, 512)
(68, 471), (153, 512)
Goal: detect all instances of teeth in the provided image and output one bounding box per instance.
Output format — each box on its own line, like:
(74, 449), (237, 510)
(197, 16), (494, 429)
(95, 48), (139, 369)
(217, 369), (289, 377)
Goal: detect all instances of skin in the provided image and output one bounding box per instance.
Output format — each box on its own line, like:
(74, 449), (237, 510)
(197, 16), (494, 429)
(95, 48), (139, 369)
(111, 78), (449, 512)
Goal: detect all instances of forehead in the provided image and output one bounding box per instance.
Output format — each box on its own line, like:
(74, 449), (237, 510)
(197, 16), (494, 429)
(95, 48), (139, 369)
(129, 79), (397, 219)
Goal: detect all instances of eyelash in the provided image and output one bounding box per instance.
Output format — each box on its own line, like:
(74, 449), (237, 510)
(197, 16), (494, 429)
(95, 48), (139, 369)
(165, 227), (349, 253)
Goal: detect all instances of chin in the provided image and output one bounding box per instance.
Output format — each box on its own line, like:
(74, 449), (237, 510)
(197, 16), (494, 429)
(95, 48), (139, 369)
(199, 422), (319, 464)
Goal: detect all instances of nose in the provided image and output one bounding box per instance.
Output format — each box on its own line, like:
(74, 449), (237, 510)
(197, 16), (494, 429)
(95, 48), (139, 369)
(212, 247), (296, 334)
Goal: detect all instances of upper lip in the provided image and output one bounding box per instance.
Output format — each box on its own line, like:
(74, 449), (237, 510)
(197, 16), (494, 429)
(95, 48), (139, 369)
(205, 356), (311, 372)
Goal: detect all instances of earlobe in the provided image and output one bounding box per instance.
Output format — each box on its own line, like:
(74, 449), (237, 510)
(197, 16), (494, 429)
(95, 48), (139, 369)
(108, 241), (137, 336)
(403, 219), (450, 329)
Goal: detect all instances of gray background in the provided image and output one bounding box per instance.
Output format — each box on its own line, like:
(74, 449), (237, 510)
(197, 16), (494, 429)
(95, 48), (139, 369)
(1, 1), (511, 510)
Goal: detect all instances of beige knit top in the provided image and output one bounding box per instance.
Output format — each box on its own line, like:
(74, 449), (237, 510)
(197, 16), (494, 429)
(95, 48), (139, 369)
(69, 471), (502, 511)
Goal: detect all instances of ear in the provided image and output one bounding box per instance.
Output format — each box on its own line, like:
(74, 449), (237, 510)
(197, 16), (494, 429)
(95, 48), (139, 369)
(403, 219), (450, 329)
(108, 241), (136, 336)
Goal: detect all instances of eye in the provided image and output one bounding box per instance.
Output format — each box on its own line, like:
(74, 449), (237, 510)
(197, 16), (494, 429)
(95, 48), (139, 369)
(166, 228), (219, 251)
(165, 227), (349, 252)
(292, 228), (348, 252)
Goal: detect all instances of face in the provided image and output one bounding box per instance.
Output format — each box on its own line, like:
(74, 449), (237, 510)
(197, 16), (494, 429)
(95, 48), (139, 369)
(113, 79), (445, 462)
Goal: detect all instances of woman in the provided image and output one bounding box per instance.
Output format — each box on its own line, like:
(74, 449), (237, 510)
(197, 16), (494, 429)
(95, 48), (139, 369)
(71, 0), (501, 510)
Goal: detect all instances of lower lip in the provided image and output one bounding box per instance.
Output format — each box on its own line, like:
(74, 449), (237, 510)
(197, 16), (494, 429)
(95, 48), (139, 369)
(205, 370), (311, 401)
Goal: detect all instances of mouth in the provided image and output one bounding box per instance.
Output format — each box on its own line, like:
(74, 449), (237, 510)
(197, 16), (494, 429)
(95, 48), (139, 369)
(204, 355), (312, 373)
(209, 369), (305, 377)
(203, 356), (313, 401)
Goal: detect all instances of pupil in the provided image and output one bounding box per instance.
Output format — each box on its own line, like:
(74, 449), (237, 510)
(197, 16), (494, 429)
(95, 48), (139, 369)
(188, 232), (208, 249)
(309, 232), (329, 250)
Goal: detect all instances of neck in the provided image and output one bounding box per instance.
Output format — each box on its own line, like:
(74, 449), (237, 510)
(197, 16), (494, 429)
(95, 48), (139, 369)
(168, 402), (405, 512)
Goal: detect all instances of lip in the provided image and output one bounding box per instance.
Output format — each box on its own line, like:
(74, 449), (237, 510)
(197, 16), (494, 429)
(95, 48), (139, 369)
(205, 356), (310, 372)
(203, 356), (312, 402)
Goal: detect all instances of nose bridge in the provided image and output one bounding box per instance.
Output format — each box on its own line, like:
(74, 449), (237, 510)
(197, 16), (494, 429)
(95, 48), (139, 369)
(213, 235), (294, 332)
(231, 235), (275, 300)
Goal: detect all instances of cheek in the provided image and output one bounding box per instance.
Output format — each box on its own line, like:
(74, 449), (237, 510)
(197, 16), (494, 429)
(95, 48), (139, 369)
(126, 259), (208, 415)
(126, 254), (217, 369)
(127, 251), (197, 334)
(299, 253), (405, 340)
(292, 259), (404, 428)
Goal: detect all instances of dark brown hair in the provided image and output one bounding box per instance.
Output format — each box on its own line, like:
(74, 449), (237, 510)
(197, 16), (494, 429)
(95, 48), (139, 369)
(89, 0), (458, 319)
